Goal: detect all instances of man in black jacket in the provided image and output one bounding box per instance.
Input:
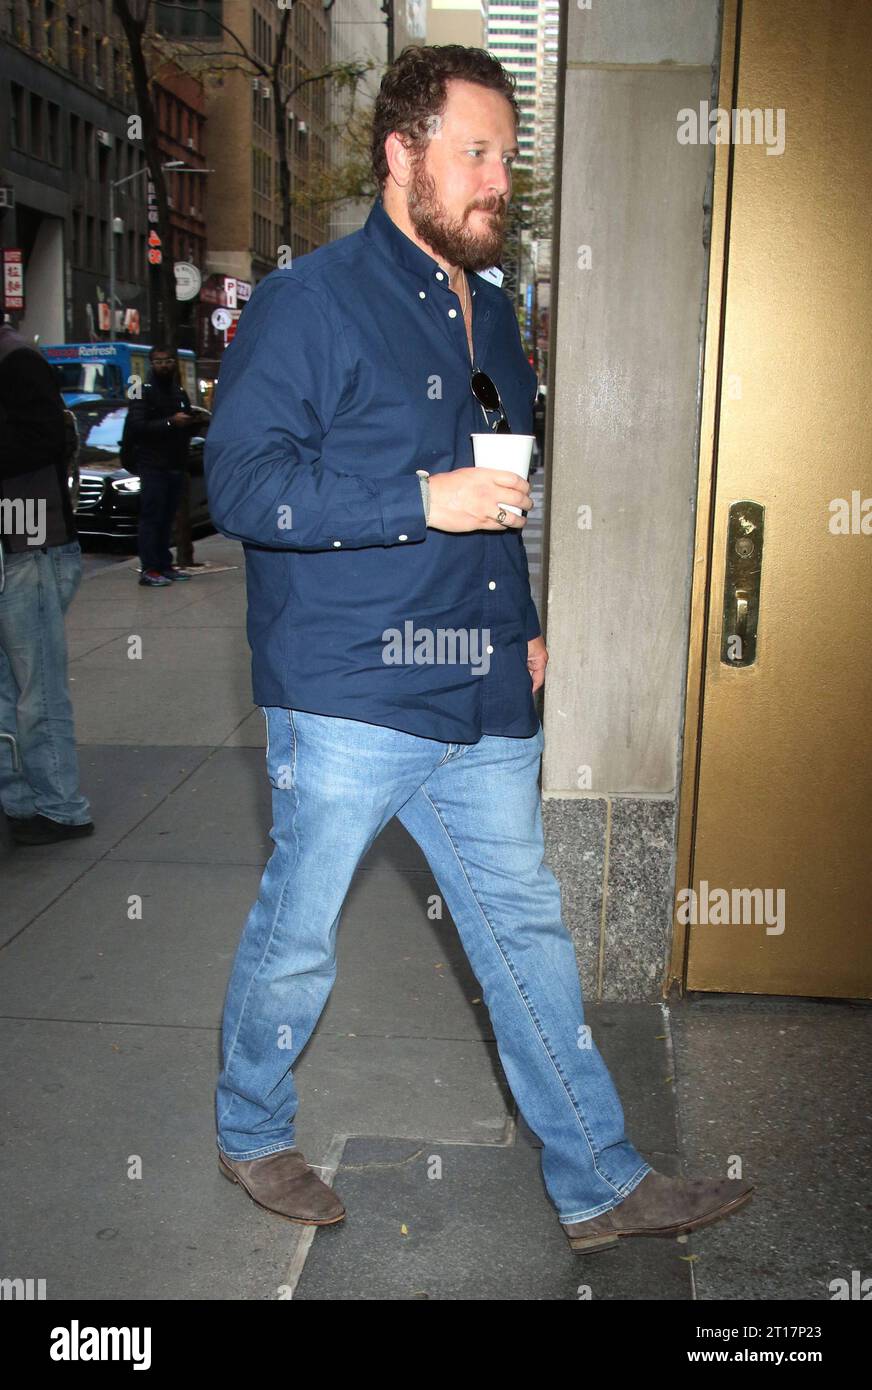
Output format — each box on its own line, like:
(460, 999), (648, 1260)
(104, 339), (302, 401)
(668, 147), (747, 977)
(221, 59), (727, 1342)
(127, 345), (203, 587)
(0, 321), (93, 845)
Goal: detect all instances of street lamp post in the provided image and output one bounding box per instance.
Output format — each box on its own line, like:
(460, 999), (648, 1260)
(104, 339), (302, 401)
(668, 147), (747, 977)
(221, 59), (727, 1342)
(108, 160), (211, 344)
(108, 161), (183, 345)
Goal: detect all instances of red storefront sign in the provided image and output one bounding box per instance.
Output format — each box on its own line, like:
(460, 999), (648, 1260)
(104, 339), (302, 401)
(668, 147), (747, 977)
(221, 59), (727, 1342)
(3, 248), (24, 311)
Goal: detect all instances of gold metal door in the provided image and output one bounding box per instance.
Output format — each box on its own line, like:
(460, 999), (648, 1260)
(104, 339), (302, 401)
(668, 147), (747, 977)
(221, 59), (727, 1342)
(671, 0), (872, 996)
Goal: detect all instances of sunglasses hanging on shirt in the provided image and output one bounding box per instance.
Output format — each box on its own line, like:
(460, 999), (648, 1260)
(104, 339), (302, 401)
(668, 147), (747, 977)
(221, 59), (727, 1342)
(470, 369), (511, 434)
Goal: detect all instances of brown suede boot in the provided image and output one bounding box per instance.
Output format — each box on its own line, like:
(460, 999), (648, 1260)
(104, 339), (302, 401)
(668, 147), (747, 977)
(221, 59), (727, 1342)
(219, 1147), (346, 1225)
(562, 1170), (754, 1253)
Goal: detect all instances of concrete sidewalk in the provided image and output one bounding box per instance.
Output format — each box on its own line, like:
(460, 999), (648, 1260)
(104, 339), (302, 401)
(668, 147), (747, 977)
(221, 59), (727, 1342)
(1, 535), (868, 1301)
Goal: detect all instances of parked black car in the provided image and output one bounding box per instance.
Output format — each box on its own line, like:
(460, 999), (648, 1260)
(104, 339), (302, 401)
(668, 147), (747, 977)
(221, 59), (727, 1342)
(69, 399), (211, 541)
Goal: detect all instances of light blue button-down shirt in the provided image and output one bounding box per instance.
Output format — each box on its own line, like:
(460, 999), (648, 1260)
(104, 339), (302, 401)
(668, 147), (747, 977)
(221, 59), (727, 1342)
(204, 194), (542, 743)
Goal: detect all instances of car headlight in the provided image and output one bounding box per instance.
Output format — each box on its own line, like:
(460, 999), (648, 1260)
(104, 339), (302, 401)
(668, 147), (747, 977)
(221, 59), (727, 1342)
(111, 477), (141, 493)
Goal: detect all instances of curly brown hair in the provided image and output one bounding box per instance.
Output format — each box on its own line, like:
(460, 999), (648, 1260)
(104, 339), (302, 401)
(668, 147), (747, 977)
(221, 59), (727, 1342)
(370, 44), (520, 194)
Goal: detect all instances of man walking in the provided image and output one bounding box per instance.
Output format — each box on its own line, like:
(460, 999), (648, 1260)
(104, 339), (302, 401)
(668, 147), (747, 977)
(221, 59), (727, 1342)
(0, 321), (93, 845)
(127, 345), (201, 587)
(205, 45), (753, 1254)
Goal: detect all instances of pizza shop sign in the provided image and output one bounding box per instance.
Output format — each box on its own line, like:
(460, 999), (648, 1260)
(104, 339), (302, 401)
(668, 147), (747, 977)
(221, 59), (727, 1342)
(199, 274), (251, 309)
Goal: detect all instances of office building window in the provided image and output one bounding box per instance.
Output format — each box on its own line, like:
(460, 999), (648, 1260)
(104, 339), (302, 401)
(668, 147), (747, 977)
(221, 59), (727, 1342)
(10, 85), (24, 150)
(47, 103), (60, 164)
(45, 0), (58, 60)
(29, 93), (44, 159)
(155, 0), (221, 39)
(66, 17), (78, 77)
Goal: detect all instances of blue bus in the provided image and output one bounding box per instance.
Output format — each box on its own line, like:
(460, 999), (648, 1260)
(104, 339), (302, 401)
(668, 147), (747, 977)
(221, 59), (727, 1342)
(42, 342), (200, 407)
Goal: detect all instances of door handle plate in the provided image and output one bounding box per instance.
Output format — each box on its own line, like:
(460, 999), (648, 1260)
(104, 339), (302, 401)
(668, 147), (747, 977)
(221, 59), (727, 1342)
(721, 501), (765, 667)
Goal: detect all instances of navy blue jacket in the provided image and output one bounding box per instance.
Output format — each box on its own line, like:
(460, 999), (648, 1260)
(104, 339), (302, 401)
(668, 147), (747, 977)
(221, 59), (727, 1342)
(204, 195), (542, 743)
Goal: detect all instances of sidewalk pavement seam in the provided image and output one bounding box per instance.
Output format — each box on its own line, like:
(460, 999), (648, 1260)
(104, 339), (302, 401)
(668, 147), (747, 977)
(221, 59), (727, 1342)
(0, 1015), (504, 1047)
(278, 1132), (349, 1299)
(658, 999), (700, 1301)
(277, 1118), (520, 1300)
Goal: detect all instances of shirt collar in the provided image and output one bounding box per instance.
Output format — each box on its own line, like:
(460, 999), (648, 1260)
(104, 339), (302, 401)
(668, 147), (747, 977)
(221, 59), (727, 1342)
(362, 195), (476, 296)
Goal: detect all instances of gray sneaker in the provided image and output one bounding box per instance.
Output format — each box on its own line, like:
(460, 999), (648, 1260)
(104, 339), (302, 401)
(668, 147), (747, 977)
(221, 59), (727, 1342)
(562, 1170), (755, 1253)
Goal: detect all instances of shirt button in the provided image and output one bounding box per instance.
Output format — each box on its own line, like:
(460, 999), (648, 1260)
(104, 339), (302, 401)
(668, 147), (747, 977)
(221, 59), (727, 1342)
(486, 644), (494, 654)
(333, 540), (341, 548)
(435, 271), (444, 280)
(488, 580), (496, 589)
(398, 534), (408, 542)
(418, 290), (426, 299)
(448, 308), (457, 318)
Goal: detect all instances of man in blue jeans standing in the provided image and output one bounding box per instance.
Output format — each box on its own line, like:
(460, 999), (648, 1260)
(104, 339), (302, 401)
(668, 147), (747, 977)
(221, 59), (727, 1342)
(0, 321), (93, 845)
(205, 45), (753, 1254)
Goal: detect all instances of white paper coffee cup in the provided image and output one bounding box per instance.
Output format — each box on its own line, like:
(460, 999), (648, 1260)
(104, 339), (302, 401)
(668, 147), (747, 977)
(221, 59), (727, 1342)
(471, 433), (535, 515)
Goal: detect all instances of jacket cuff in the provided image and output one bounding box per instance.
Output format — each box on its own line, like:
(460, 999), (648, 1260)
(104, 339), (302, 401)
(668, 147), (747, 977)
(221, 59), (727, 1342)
(378, 474), (429, 546)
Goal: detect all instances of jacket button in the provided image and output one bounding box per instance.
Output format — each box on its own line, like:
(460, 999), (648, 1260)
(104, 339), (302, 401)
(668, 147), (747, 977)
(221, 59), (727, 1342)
(398, 534), (408, 542)
(333, 540), (341, 548)
(418, 290), (426, 299)
(486, 644), (494, 654)
(488, 580), (496, 589)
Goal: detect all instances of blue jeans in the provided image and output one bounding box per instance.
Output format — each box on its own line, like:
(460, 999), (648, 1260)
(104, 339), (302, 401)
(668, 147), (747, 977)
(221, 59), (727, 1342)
(216, 707), (652, 1223)
(0, 540), (91, 825)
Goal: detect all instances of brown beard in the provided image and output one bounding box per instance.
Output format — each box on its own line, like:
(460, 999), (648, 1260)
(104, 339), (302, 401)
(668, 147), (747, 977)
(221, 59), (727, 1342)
(406, 157), (507, 272)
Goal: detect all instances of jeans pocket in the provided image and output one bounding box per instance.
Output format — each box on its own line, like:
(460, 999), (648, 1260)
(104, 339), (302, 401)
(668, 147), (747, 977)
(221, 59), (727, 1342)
(53, 543), (83, 610)
(265, 707), (295, 791)
(0, 546), (38, 598)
